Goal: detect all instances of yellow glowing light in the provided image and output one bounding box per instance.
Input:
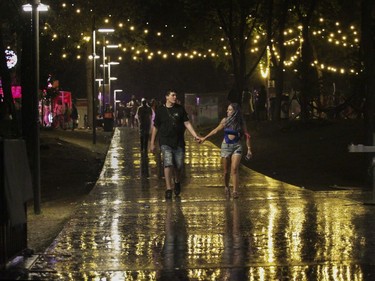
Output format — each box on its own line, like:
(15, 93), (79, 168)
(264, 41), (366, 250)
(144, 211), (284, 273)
(144, 29), (148, 34)
(130, 26), (135, 31)
(260, 65), (269, 78)
(157, 32), (161, 36)
(76, 9), (80, 13)
(119, 23), (123, 28)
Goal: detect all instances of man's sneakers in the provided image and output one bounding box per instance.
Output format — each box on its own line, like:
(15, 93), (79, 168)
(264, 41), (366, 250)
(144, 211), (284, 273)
(174, 182), (181, 196)
(165, 182), (181, 200)
(165, 189), (173, 200)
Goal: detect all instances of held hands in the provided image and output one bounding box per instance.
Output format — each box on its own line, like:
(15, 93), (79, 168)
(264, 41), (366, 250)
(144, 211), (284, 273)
(245, 148), (252, 161)
(194, 136), (205, 144)
(150, 143), (156, 154)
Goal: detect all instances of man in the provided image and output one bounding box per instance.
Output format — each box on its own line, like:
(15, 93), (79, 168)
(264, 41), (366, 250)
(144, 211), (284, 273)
(127, 95), (139, 128)
(150, 90), (201, 199)
(136, 98), (153, 153)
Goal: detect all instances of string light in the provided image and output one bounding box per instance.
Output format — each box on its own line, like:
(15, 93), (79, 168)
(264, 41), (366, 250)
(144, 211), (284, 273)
(40, 5), (360, 76)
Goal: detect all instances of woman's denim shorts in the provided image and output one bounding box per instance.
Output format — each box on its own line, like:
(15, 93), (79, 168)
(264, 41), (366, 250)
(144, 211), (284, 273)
(220, 142), (243, 158)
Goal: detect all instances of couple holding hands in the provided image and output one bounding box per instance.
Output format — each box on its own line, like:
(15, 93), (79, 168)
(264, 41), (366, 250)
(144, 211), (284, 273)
(150, 90), (252, 200)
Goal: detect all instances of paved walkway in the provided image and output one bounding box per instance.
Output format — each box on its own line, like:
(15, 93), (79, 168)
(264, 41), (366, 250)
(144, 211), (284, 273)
(24, 127), (375, 280)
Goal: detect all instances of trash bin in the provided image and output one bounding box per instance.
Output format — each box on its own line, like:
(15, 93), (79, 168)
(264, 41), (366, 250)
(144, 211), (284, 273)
(103, 111), (114, 132)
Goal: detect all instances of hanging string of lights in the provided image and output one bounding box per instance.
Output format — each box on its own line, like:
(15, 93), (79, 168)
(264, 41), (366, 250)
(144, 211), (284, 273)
(42, 3), (360, 76)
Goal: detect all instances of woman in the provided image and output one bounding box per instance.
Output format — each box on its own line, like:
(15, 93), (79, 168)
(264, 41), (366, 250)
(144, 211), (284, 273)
(201, 103), (252, 198)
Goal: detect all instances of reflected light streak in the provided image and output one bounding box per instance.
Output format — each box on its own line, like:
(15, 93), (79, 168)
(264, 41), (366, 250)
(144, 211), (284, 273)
(267, 203), (277, 263)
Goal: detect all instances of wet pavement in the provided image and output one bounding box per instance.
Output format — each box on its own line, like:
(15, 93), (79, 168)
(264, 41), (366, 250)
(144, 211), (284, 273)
(15, 127), (375, 279)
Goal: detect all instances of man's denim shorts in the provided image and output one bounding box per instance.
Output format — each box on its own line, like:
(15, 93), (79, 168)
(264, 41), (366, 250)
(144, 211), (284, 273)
(220, 142), (243, 158)
(161, 145), (184, 169)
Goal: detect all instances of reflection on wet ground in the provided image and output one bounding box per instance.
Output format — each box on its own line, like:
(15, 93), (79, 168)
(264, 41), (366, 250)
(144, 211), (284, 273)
(27, 127), (375, 280)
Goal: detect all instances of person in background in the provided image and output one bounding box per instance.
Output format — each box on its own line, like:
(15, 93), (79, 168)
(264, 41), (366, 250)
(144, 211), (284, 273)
(199, 103), (252, 199)
(256, 85), (267, 121)
(116, 102), (125, 127)
(70, 102), (78, 130)
(136, 98), (153, 153)
(150, 90), (201, 200)
(63, 103), (71, 130)
(127, 95), (139, 128)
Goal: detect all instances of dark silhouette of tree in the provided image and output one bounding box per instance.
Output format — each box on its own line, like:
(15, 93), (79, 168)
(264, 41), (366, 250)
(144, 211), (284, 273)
(361, 0), (375, 143)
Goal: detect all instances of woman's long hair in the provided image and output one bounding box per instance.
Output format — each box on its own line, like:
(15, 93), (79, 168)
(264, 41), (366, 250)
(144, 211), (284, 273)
(224, 103), (243, 132)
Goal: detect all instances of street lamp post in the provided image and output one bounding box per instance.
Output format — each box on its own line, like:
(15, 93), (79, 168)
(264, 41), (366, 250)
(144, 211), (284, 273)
(91, 22), (97, 144)
(91, 28), (114, 143)
(113, 89), (123, 124)
(107, 61), (119, 110)
(23, 0), (49, 214)
(101, 44), (118, 113)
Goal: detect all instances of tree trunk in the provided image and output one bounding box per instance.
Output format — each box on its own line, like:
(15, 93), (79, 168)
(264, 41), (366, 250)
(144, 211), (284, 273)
(361, 0), (375, 144)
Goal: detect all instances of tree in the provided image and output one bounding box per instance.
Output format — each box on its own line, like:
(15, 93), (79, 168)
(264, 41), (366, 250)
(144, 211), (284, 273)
(361, 0), (375, 144)
(181, 0), (268, 104)
(266, 0), (291, 121)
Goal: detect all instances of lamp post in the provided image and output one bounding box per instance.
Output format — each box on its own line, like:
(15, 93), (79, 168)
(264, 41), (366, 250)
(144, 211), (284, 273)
(91, 28), (114, 143)
(91, 22), (97, 144)
(101, 44), (118, 113)
(107, 61), (119, 110)
(113, 89), (123, 125)
(94, 78), (103, 118)
(22, 0), (49, 214)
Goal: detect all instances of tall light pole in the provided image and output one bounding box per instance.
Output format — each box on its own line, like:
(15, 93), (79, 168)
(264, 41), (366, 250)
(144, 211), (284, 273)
(91, 20), (97, 144)
(94, 78), (104, 115)
(23, 0), (49, 214)
(101, 43), (118, 113)
(91, 28), (114, 143)
(108, 61), (119, 110)
(113, 89), (123, 124)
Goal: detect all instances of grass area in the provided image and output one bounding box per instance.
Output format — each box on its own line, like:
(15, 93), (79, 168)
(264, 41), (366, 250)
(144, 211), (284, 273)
(198, 119), (368, 191)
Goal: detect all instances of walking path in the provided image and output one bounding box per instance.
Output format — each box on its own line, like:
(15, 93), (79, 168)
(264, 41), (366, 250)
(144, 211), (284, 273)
(23, 127), (375, 280)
